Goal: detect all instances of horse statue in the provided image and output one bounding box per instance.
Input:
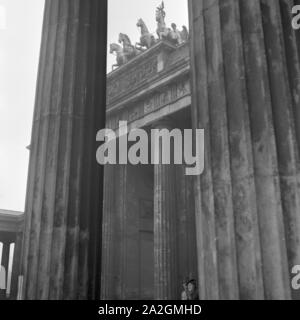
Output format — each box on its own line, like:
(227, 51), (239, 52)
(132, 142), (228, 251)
(109, 43), (127, 70)
(118, 33), (141, 59)
(136, 18), (156, 50)
(155, 1), (180, 45)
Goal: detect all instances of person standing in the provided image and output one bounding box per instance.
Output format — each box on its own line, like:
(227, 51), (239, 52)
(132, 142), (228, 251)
(186, 279), (199, 300)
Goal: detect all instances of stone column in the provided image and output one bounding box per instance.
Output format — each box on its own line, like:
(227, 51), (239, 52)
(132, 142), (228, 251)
(189, 0), (300, 300)
(1, 241), (10, 290)
(11, 232), (23, 300)
(189, 0), (239, 300)
(176, 165), (197, 286)
(0, 240), (10, 300)
(296, 0), (300, 59)
(101, 165), (116, 300)
(280, 0), (300, 152)
(239, 0), (291, 300)
(153, 120), (178, 300)
(219, 0), (264, 299)
(260, 0), (300, 300)
(21, 0), (107, 300)
(188, 0), (219, 300)
(115, 165), (128, 299)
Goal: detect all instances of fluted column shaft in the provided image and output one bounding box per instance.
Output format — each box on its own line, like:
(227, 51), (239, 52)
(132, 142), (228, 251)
(21, 0), (107, 300)
(261, 0), (300, 300)
(203, 0), (240, 300)
(0, 240), (10, 299)
(281, 0), (300, 153)
(220, 0), (264, 299)
(189, 0), (300, 299)
(153, 121), (178, 300)
(101, 165), (116, 300)
(188, 0), (219, 300)
(176, 166), (198, 286)
(1, 241), (10, 286)
(11, 232), (23, 299)
(113, 165), (128, 299)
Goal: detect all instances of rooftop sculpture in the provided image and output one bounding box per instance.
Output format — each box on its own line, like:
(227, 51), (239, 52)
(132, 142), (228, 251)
(136, 18), (156, 51)
(109, 1), (189, 70)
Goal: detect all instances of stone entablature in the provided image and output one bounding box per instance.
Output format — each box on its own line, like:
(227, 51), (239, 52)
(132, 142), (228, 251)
(106, 41), (190, 130)
(0, 210), (23, 234)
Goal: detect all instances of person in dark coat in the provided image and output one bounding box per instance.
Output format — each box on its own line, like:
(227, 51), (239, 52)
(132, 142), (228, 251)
(186, 279), (199, 300)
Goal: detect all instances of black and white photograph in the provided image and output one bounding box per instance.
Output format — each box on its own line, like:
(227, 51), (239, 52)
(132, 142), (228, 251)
(0, 0), (300, 313)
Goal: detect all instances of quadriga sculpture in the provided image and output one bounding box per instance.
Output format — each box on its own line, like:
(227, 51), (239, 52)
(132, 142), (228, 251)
(110, 2), (189, 70)
(118, 33), (141, 59)
(136, 18), (156, 50)
(155, 1), (188, 46)
(109, 43), (127, 70)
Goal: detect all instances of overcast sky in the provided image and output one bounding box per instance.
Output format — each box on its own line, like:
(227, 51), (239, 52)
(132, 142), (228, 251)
(0, 0), (188, 212)
(0, 0), (45, 212)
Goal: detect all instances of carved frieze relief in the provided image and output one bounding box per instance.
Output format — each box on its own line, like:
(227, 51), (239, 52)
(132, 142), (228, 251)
(106, 77), (190, 130)
(107, 56), (158, 104)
